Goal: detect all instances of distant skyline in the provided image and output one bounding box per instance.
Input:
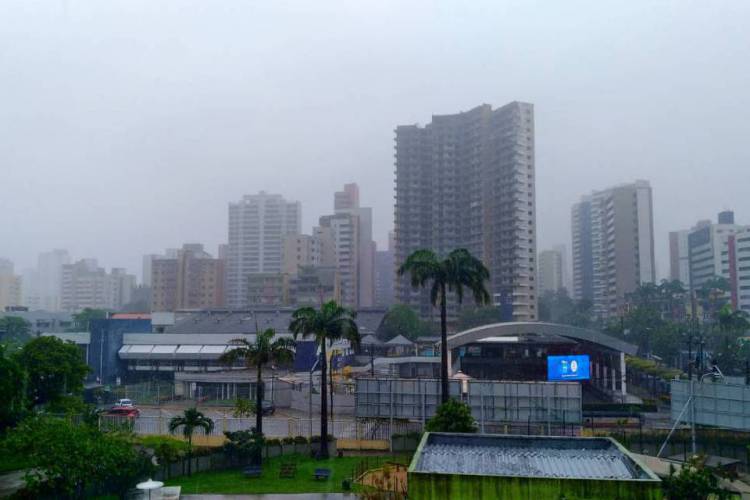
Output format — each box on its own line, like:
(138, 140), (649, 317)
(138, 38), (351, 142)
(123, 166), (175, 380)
(2, 1), (749, 280)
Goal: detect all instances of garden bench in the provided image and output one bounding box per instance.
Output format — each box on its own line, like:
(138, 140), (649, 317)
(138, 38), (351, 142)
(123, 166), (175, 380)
(279, 462), (297, 478)
(243, 465), (262, 478)
(313, 468), (331, 480)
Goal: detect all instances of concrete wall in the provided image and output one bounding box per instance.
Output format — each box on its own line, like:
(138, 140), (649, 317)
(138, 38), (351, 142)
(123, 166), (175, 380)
(407, 472), (662, 500)
(671, 379), (750, 431)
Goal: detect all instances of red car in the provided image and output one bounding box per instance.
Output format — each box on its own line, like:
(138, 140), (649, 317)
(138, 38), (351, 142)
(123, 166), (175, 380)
(106, 406), (140, 418)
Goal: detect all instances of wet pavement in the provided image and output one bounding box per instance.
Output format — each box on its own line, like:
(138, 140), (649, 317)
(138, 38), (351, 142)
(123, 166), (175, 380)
(183, 495), (359, 499)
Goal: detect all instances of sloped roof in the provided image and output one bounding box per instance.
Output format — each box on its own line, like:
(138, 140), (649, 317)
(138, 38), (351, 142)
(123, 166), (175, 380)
(360, 334), (383, 345)
(386, 334), (414, 345)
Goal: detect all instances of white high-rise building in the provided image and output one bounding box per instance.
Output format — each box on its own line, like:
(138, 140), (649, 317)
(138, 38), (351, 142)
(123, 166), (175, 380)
(226, 192), (301, 308)
(571, 180), (656, 319)
(60, 259), (135, 312)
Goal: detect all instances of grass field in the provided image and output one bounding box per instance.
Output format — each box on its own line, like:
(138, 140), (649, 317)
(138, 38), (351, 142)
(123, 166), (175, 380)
(165, 453), (409, 494)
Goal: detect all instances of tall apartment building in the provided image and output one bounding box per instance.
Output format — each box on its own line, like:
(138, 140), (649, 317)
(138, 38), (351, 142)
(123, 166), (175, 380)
(316, 213), (360, 307)
(669, 230), (693, 287)
(669, 211), (750, 315)
(730, 227), (750, 314)
(538, 248), (565, 295)
(20, 249), (71, 311)
(571, 180), (656, 319)
(0, 258), (21, 311)
(375, 232), (396, 308)
(282, 234), (322, 275)
(311, 183), (375, 309)
(151, 244), (225, 312)
(394, 102), (537, 321)
(141, 254), (161, 287)
(226, 192), (301, 308)
(61, 259), (136, 312)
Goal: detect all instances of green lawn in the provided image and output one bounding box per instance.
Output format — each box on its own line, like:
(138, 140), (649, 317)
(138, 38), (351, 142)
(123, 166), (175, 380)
(165, 454), (407, 494)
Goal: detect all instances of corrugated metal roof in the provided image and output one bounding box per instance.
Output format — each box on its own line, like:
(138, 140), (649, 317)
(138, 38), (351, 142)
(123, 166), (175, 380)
(413, 434), (655, 481)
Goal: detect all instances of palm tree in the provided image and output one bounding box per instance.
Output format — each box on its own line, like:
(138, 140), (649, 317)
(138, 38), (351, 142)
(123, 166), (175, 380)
(219, 329), (295, 436)
(168, 407), (214, 475)
(289, 300), (359, 459)
(398, 248), (490, 403)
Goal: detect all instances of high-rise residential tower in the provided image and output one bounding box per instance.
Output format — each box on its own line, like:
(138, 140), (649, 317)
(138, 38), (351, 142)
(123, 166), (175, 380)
(226, 192), (301, 308)
(394, 102), (537, 321)
(538, 248), (565, 295)
(60, 259), (135, 312)
(151, 244), (225, 311)
(571, 180), (656, 319)
(375, 232), (396, 308)
(0, 258), (21, 311)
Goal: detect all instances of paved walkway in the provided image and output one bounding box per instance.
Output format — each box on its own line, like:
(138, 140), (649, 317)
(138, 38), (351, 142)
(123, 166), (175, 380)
(183, 495), (359, 500)
(0, 470), (26, 498)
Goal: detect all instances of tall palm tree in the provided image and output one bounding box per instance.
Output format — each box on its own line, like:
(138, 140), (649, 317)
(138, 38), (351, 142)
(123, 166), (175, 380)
(168, 407), (214, 475)
(398, 248), (490, 403)
(289, 300), (359, 459)
(219, 329), (295, 436)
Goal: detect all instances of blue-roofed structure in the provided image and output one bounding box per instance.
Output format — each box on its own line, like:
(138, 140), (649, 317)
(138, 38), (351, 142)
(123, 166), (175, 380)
(293, 340), (319, 372)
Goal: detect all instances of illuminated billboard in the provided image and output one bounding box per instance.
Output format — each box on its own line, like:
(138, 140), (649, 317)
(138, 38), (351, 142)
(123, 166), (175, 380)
(547, 355), (590, 381)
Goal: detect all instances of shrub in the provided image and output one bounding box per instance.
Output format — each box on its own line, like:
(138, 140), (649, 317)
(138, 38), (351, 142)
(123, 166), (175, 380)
(281, 437), (296, 445)
(265, 438), (281, 447)
(293, 435), (308, 444)
(425, 399), (477, 433)
(310, 434), (334, 443)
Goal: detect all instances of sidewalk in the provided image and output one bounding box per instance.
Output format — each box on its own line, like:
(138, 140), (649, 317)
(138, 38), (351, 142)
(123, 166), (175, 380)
(0, 470), (26, 498)
(183, 495), (359, 500)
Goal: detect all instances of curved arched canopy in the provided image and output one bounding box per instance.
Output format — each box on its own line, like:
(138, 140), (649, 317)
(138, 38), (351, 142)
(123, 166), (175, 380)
(446, 322), (637, 355)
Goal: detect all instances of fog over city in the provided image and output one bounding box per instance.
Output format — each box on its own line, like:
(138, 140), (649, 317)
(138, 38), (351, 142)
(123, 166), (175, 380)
(1, 1), (749, 277)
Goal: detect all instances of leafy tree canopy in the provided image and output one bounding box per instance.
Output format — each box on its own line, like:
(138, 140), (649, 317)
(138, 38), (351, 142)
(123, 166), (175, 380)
(538, 289), (592, 328)
(16, 336), (90, 406)
(0, 344), (27, 430)
(425, 399), (477, 433)
(662, 455), (731, 500)
(7, 416), (152, 498)
(0, 316), (32, 349)
(457, 306), (503, 331)
(70, 308), (108, 332)
(377, 304), (431, 341)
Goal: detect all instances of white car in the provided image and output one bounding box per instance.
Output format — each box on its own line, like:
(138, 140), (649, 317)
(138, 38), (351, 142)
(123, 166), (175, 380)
(116, 398), (135, 408)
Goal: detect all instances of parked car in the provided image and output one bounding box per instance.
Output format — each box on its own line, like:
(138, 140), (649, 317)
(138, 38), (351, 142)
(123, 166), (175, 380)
(115, 398), (135, 408)
(106, 407), (140, 418)
(261, 400), (275, 415)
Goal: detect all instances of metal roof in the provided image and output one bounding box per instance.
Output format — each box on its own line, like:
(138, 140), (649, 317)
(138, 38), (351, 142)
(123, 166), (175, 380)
(411, 433), (660, 481)
(165, 308), (387, 336)
(446, 322), (638, 355)
(386, 334), (414, 345)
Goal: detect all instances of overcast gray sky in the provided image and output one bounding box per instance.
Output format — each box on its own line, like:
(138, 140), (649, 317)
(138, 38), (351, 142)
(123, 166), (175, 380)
(1, 1), (749, 280)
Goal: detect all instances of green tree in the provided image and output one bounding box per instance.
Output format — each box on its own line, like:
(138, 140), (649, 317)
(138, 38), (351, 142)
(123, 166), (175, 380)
(538, 289), (593, 328)
(457, 306), (502, 331)
(218, 328), (295, 436)
(662, 455), (730, 500)
(7, 416), (152, 498)
(0, 316), (32, 349)
(70, 308), (108, 331)
(223, 429), (265, 466)
(232, 398), (256, 419)
(16, 336), (90, 406)
(377, 304), (431, 341)
(425, 399), (477, 433)
(289, 300), (360, 459)
(697, 276), (731, 322)
(0, 344), (27, 430)
(168, 407), (215, 476)
(398, 248), (490, 403)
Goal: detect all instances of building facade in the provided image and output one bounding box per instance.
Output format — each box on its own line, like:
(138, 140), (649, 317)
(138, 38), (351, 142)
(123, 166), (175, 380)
(394, 102), (537, 321)
(537, 248), (564, 295)
(226, 192), (301, 308)
(151, 244), (225, 312)
(282, 234), (322, 275)
(571, 180), (656, 319)
(0, 258), (21, 311)
(60, 259), (136, 312)
(375, 233), (396, 308)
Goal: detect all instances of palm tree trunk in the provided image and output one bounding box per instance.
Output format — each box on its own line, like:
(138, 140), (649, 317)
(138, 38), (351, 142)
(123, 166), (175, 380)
(187, 435), (192, 476)
(440, 283), (449, 404)
(319, 340), (329, 459)
(256, 363), (263, 436)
